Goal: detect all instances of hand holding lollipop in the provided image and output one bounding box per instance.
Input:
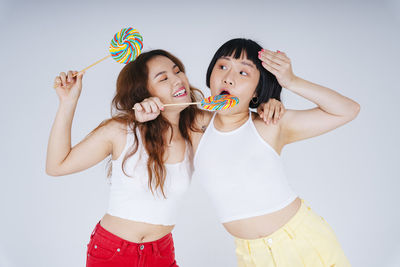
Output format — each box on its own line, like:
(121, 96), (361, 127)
(133, 97), (165, 123)
(53, 70), (85, 103)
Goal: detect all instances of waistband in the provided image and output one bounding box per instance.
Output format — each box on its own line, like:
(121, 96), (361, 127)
(90, 221), (173, 257)
(234, 199), (311, 247)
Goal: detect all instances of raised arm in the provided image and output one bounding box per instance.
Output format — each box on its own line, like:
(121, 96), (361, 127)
(46, 70), (113, 176)
(259, 49), (360, 145)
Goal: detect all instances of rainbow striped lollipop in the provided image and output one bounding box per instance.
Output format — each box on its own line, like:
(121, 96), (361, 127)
(109, 28), (143, 64)
(201, 94), (239, 110)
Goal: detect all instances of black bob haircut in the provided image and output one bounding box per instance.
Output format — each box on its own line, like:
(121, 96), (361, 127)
(206, 38), (282, 108)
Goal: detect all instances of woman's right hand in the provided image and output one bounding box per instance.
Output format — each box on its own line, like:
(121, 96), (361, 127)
(133, 97), (164, 122)
(53, 70), (85, 103)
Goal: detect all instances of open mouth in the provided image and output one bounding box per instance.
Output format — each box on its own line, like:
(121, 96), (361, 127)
(219, 90), (230, 95)
(173, 87), (187, 97)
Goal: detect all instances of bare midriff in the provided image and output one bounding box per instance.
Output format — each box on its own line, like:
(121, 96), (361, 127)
(100, 214), (175, 243)
(223, 197), (302, 239)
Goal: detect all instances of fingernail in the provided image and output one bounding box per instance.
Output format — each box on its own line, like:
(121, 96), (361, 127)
(262, 49), (265, 52)
(277, 50), (281, 53)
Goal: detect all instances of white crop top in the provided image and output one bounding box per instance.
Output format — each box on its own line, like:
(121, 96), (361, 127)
(107, 124), (193, 225)
(193, 111), (298, 223)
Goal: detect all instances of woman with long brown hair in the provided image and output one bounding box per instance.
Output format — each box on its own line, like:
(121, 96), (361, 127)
(46, 49), (205, 267)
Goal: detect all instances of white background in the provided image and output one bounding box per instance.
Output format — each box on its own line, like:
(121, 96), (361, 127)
(0, 0), (399, 266)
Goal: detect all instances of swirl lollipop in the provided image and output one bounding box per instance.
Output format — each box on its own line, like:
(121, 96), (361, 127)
(53, 27), (143, 88)
(200, 94), (239, 110)
(132, 94), (239, 111)
(109, 28), (143, 64)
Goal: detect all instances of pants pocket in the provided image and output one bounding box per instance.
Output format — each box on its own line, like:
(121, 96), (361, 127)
(87, 233), (120, 262)
(235, 247), (254, 266)
(154, 236), (178, 265)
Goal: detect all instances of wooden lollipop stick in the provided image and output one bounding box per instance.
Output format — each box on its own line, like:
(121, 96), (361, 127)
(53, 54), (112, 88)
(132, 102), (200, 110)
(78, 54), (111, 75)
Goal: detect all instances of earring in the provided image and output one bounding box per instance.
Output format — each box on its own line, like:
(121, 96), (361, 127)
(251, 96), (259, 105)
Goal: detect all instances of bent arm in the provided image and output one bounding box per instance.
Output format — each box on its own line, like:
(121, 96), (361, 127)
(280, 76), (360, 145)
(46, 101), (112, 176)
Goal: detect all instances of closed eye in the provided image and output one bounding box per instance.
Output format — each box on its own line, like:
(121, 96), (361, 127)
(174, 66), (181, 74)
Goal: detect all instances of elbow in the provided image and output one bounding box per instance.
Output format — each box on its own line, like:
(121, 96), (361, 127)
(45, 165), (62, 177)
(350, 101), (361, 119)
(345, 101), (361, 121)
(45, 169), (59, 177)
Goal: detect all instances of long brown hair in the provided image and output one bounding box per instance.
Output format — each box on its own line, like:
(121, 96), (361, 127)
(91, 50), (203, 197)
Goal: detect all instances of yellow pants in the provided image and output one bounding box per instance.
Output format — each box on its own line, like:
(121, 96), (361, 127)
(234, 200), (351, 267)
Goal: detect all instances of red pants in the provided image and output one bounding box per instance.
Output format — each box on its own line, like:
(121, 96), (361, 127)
(86, 222), (178, 267)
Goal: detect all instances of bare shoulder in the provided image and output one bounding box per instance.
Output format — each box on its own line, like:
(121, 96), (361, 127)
(191, 110), (214, 152)
(195, 109), (214, 130)
(88, 119), (125, 142)
(251, 111), (284, 155)
(251, 111), (282, 132)
(278, 109), (297, 123)
(100, 119), (131, 160)
(104, 119), (127, 136)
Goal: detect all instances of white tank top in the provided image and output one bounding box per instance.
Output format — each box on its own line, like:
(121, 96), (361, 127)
(107, 124), (193, 225)
(193, 111), (297, 223)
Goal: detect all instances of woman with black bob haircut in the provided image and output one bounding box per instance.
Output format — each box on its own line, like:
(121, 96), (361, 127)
(192, 38), (360, 266)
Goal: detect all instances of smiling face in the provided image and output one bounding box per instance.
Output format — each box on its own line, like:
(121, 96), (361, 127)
(146, 55), (191, 111)
(209, 52), (260, 113)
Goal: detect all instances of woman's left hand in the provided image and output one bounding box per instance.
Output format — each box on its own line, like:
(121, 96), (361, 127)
(258, 49), (296, 89)
(257, 98), (286, 124)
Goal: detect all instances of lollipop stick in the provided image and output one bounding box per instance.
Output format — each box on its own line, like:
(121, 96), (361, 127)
(132, 102), (200, 110)
(78, 54), (112, 75)
(164, 102), (200, 107)
(53, 54), (112, 88)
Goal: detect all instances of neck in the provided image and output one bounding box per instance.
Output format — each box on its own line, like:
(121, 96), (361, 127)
(162, 110), (180, 126)
(214, 110), (250, 131)
(162, 110), (182, 140)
